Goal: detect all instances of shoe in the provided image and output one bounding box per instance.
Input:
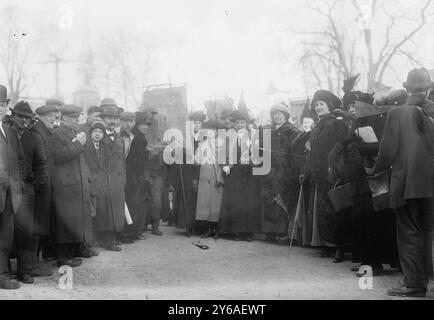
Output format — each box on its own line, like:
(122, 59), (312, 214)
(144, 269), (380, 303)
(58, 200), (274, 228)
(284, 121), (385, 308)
(201, 229), (212, 238)
(151, 228), (163, 236)
(246, 237), (253, 242)
(75, 249), (93, 258)
(333, 257), (344, 263)
(17, 274), (34, 284)
(85, 246), (100, 257)
(350, 265), (362, 272)
(120, 237), (135, 244)
(106, 245), (122, 252)
(134, 235), (146, 241)
(0, 279), (20, 290)
(387, 286), (426, 297)
(57, 258), (83, 268)
(31, 267), (53, 278)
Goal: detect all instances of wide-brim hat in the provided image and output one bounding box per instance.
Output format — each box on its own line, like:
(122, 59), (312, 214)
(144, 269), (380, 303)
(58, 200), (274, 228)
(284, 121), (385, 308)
(403, 68), (434, 91)
(135, 111), (152, 124)
(220, 107), (235, 120)
(11, 101), (35, 118)
(0, 84), (10, 103)
(87, 105), (103, 114)
(385, 89), (408, 106)
(189, 111), (206, 122)
(100, 106), (121, 118)
(230, 110), (251, 122)
(100, 98), (118, 108)
(311, 90), (342, 111)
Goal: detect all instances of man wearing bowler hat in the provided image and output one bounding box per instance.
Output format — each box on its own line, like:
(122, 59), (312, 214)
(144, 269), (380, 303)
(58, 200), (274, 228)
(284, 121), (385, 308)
(374, 68), (434, 297)
(0, 85), (25, 290)
(98, 106), (127, 250)
(4, 101), (48, 284)
(52, 105), (93, 267)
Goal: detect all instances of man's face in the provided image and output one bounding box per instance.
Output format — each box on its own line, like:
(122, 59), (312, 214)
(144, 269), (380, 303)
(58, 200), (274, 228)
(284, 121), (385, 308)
(63, 114), (80, 130)
(121, 119), (135, 133)
(12, 114), (33, 131)
(102, 116), (120, 131)
(0, 102), (8, 121)
(39, 111), (60, 130)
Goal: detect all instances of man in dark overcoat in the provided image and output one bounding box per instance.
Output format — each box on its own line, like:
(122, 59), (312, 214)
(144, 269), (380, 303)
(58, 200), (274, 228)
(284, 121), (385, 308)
(33, 104), (61, 263)
(374, 68), (434, 297)
(52, 105), (93, 267)
(0, 85), (25, 290)
(4, 102), (48, 284)
(98, 106), (126, 251)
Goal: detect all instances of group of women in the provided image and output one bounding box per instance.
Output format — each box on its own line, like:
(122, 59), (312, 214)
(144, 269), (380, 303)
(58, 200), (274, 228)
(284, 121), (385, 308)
(164, 80), (403, 276)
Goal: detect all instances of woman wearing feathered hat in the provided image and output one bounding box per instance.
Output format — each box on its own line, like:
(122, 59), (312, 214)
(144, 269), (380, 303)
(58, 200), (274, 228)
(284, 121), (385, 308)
(300, 89), (349, 261)
(259, 98), (300, 241)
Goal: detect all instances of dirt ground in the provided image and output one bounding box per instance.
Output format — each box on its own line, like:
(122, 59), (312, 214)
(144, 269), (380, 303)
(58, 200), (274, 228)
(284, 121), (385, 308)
(1, 224), (433, 300)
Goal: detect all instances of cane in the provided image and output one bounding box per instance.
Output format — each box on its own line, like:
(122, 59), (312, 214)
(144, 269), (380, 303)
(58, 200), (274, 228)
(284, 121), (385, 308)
(289, 184), (303, 257)
(178, 164), (190, 236)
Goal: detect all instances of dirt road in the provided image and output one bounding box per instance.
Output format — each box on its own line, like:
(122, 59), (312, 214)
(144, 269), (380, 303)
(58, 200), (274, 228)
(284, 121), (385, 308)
(1, 225), (433, 300)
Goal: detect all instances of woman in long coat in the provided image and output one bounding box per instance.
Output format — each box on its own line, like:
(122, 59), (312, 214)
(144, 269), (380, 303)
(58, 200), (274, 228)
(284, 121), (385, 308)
(195, 120), (225, 238)
(220, 111), (261, 241)
(175, 111), (206, 236)
(260, 102), (300, 239)
(301, 90), (349, 261)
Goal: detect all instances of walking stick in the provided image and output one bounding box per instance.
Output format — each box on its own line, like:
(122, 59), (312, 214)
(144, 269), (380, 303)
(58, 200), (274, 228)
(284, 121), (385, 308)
(289, 184), (303, 257)
(178, 164), (190, 236)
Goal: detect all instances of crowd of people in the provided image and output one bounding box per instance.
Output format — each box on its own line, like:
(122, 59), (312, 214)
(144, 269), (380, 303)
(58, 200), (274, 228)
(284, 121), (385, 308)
(1, 66), (434, 298)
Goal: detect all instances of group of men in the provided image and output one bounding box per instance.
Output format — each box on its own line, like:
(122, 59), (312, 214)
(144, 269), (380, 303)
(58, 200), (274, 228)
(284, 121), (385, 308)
(0, 86), (163, 290)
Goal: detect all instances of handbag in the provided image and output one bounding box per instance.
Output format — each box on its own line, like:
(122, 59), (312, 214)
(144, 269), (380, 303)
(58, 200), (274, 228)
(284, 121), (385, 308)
(327, 182), (354, 212)
(367, 170), (391, 212)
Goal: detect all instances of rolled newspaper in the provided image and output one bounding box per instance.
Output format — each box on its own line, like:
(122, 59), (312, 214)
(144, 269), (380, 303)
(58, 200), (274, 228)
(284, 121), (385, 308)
(125, 203), (133, 225)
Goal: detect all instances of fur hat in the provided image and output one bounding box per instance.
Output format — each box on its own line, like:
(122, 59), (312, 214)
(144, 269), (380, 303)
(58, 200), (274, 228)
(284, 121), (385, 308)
(311, 90), (342, 111)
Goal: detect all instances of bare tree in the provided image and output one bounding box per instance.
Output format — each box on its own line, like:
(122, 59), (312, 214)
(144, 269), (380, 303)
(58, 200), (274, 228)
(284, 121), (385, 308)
(293, 0), (433, 94)
(0, 6), (33, 105)
(96, 29), (153, 110)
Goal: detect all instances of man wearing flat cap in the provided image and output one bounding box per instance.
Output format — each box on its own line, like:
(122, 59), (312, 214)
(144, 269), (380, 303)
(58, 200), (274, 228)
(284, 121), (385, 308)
(0, 85), (25, 290)
(52, 104), (93, 267)
(98, 106), (127, 250)
(33, 104), (61, 262)
(4, 101), (49, 284)
(374, 67), (434, 297)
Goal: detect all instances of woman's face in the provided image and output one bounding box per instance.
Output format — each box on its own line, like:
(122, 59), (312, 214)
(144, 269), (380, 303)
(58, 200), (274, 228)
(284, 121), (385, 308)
(302, 117), (314, 132)
(137, 123), (149, 134)
(272, 111), (286, 126)
(193, 121), (203, 133)
(347, 104), (356, 119)
(234, 120), (247, 131)
(314, 101), (330, 117)
(91, 128), (104, 142)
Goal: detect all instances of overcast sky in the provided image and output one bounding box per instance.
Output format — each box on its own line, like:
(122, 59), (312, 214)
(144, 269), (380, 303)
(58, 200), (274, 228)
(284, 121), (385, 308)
(2, 0), (434, 114)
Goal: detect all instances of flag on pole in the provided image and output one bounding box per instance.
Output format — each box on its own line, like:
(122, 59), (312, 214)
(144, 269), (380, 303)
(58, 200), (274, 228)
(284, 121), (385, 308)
(273, 193), (289, 216)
